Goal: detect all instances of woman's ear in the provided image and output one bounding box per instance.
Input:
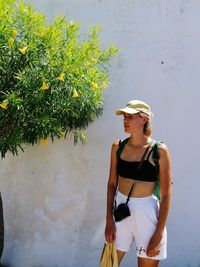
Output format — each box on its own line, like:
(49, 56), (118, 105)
(142, 116), (148, 124)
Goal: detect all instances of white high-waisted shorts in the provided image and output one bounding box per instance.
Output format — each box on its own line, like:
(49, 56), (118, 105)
(115, 191), (167, 260)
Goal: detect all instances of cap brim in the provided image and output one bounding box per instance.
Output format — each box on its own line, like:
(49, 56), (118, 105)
(115, 108), (153, 117)
(115, 107), (139, 115)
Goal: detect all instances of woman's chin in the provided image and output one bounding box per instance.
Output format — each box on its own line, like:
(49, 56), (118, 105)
(124, 128), (130, 133)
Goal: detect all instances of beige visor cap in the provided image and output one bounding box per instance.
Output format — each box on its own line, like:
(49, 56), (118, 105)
(115, 99), (153, 117)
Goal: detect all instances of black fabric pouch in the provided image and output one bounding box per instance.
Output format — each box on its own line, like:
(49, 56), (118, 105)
(113, 203), (130, 222)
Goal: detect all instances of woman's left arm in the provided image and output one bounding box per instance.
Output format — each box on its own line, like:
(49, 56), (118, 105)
(146, 143), (172, 257)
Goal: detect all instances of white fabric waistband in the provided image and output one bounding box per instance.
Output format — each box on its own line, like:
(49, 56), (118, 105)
(117, 191), (158, 205)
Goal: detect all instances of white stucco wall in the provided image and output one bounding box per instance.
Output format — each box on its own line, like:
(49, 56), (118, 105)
(1, 0), (200, 266)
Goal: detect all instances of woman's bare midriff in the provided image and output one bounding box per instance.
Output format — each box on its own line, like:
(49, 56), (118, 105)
(118, 176), (155, 198)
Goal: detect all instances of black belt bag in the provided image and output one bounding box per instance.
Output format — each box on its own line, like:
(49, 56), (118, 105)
(113, 143), (152, 222)
(113, 202), (130, 222)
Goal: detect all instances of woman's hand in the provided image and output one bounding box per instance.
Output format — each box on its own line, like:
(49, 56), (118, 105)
(105, 217), (116, 243)
(146, 232), (162, 257)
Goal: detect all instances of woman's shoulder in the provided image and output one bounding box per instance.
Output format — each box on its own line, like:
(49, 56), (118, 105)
(112, 140), (120, 151)
(112, 137), (129, 149)
(109, 140), (121, 159)
(152, 139), (168, 149)
(153, 140), (171, 160)
(112, 138), (129, 158)
(157, 141), (169, 151)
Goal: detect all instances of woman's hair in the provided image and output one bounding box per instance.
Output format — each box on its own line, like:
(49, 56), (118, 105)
(139, 113), (152, 136)
(144, 119), (152, 136)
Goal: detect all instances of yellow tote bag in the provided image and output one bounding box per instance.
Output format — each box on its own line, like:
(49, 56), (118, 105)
(99, 243), (118, 267)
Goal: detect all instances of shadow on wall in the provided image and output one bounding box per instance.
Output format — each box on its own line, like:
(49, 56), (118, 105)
(73, 190), (104, 267)
(0, 194), (4, 267)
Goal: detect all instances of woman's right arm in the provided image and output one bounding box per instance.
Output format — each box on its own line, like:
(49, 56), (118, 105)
(105, 141), (119, 243)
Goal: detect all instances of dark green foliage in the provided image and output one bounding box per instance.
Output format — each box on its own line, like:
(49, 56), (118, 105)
(0, 0), (118, 157)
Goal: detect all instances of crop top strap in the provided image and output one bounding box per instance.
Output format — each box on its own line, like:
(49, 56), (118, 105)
(146, 147), (153, 161)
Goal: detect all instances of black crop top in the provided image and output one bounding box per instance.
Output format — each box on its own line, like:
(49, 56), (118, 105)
(117, 147), (157, 182)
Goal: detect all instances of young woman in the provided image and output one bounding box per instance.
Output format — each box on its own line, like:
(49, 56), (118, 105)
(105, 100), (172, 267)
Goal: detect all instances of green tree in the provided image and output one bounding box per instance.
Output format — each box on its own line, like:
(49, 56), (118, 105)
(0, 0), (118, 158)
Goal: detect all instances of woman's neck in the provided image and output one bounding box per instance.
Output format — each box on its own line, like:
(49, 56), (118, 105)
(128, 134), (151, 147)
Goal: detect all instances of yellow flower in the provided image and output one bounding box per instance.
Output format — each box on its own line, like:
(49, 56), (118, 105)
(72, 89), (79, 98)
(91, 82), (98, 89)
(60, 131), (65, 137)
(41, 81), (49, 90)
(56, 72), (65, 81)
(40, 139), (48, 145)
(19, 47), (27, 55)
(80, 133), (87, 144)
(35, 31), (45, 38)
(12, 29), (18, 37)
(0, 101), (9, 109)
(8, 37), (14, 46)
(101, 82), (107, 89)
(91, 59), (97, 64)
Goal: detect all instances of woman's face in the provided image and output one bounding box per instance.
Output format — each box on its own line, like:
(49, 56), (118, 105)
(123, 113), (147, 133)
